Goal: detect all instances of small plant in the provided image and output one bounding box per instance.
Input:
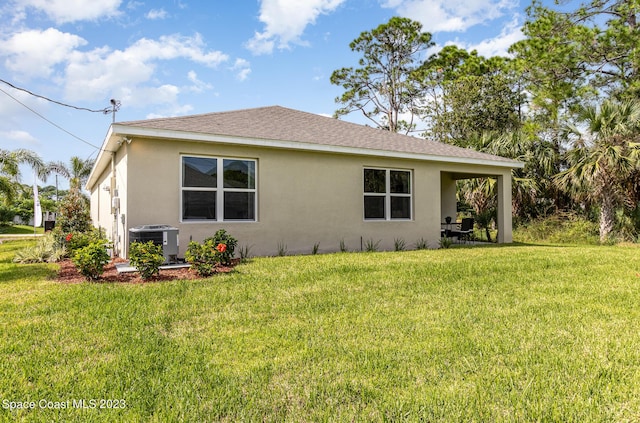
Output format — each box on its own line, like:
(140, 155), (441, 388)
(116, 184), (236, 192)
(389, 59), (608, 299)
(339, 239), (349, 253)
(204, 229), (238, 265)
(364, 239), (380, 252)
(277, 242), (288, 256)
(312, 243), (320, 255)
(439, 236), (453, 249)
(185, 239), (225, 277)
(72, 240), (111, 281)
(13, 233), (66, 263)
(393, 238), (406, 251)
(238, 244), (252, 262)
(414, 237), (429, 250)
(128, 241), (165, 280)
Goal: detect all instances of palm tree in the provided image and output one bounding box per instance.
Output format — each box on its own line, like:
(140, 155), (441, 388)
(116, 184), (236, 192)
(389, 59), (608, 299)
(456, 130), (557, 240)
(49, 156), (95, 192)
(555, 99), (640, 242)
(0, 148), (47, 204)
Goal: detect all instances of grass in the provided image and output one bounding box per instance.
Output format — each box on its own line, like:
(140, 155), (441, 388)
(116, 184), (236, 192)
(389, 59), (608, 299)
(1, 240), (640, 421)
(0, 225), (44, 235)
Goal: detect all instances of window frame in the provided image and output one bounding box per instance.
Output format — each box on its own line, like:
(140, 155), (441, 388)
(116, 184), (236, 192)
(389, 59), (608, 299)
(363, 167), (413, 221)
(180, 155), (257, 223)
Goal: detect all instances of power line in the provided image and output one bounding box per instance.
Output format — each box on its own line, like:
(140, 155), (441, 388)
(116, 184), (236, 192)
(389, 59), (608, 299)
(0, 78), (112, 113)
(0, 86), (104, 151)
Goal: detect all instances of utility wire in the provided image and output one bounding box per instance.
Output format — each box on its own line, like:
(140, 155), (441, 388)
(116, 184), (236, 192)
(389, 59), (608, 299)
(0, 86), (105, 151)
(0, 78), (112, 113)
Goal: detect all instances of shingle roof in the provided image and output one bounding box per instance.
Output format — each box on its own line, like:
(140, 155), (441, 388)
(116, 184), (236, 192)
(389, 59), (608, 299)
(118, 105), (520, 165)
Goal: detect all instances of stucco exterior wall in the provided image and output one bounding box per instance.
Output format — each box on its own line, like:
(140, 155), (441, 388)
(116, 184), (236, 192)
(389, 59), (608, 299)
(117, 137), (452, 257)
(94, 136), (514, 258)
(89, 144), (129, 256)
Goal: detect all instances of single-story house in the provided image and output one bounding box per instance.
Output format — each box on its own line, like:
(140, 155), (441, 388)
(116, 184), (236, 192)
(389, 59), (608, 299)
(86, 106), (523, 258)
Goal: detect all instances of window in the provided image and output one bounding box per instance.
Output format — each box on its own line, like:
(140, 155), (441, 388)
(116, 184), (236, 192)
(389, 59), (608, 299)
(363, 168), (411, 220)
(182, 156), (256, 221)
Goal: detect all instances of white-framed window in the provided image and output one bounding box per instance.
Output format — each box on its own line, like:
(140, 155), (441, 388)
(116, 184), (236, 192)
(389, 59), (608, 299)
(363, 168), (412, 220)
(181, 155), (257, 222)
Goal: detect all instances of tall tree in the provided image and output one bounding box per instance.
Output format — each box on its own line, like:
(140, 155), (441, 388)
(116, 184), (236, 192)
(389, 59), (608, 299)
(0, 148), (47, 204)
(418, 46), (523, 144)
(49, 156), (95, 192)
(509, 1), (593, 152)
(555, 99), (640, 241)
(330, 17), (433, 134)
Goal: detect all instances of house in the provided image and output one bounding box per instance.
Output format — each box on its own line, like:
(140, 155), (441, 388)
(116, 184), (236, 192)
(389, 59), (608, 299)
(86, 106), (523, 258)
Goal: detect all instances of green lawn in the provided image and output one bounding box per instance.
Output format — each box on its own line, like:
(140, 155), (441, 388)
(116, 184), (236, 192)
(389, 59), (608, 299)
(1, 240), (640, 422)
(0, 225), (44, 235)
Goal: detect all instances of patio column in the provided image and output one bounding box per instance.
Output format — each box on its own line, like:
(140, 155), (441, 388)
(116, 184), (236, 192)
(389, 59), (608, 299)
(496, 173), (513, 243)
(440, 172), (457, 222)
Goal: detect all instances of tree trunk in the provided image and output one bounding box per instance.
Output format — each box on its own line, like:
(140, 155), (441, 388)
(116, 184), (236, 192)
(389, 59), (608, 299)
(599, 194), (616, 242)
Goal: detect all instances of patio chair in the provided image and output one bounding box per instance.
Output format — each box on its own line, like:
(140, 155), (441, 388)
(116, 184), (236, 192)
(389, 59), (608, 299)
(450, 218), (474, 243)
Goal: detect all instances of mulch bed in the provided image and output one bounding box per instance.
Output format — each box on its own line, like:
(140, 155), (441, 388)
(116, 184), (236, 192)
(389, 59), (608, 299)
(55, 258), (238, 284)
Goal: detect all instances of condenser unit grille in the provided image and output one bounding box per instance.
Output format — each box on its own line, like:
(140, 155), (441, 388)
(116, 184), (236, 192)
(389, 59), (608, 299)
(129, 224), (179, 264)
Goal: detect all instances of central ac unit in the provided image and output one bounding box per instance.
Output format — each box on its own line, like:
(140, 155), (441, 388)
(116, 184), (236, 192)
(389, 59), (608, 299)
(129, 224), (179, 264)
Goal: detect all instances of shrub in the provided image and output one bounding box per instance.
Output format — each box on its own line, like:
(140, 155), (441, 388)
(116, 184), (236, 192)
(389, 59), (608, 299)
(514, 213), (599, 245)
(203, 229), (238, 264)
(0, 205), (15, 225)
(72, 240), (111, 281)
(51, 227), (107, 258)
(55, 190), (91, 234)
(13, 233), (66, 263)
(129, 241), (164, 280)
(185, 239), (222, 277)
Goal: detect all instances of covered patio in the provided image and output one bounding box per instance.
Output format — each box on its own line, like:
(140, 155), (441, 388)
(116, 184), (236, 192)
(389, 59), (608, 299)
(440, 169), (515, 244)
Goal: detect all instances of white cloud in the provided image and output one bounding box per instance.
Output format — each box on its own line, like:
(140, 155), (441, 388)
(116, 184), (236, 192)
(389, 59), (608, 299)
(186, 70), (214, 92)
(146, 8), (168, 20)
(246, 0), (347, 55)
(146, 103), (194, 119)
(0, 129), (39, 147)
(382, 0), (517, 33)
(0, 28), (87, 78)
(13, 0), (123, 24)
(231, 59), (251, 81)
(63, 33), (229, 101)
(465, 17), (525, 57)
(445, 15), (524, 58)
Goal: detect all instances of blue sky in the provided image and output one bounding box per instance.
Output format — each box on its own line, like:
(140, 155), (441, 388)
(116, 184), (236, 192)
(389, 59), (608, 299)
(0, 0), (541, 187)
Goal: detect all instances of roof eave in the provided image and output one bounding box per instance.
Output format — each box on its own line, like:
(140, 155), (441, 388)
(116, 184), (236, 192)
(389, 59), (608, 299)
(101, 125), (524, 170)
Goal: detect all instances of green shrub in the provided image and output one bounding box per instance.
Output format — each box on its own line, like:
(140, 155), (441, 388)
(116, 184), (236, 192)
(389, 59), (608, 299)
(13, 233), (66, 263)
(55, 190), (91, 234)
(185, 239), (221, 277)
(72, 241), (110, 281)
(129, 241), (164, 280)
(514, 214), (599, 245)
(52, 227), (106, 257)
(203, 229), (238, 264)
(0, 205), (16, 225)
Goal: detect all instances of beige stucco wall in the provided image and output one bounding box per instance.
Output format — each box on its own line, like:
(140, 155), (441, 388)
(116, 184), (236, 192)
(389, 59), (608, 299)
(89, 144), (129, 256)
(94, 136), (514, 257)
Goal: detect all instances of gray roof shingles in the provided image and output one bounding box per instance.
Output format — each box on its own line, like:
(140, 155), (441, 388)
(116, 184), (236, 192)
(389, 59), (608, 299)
(119, 105), (519, 165)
